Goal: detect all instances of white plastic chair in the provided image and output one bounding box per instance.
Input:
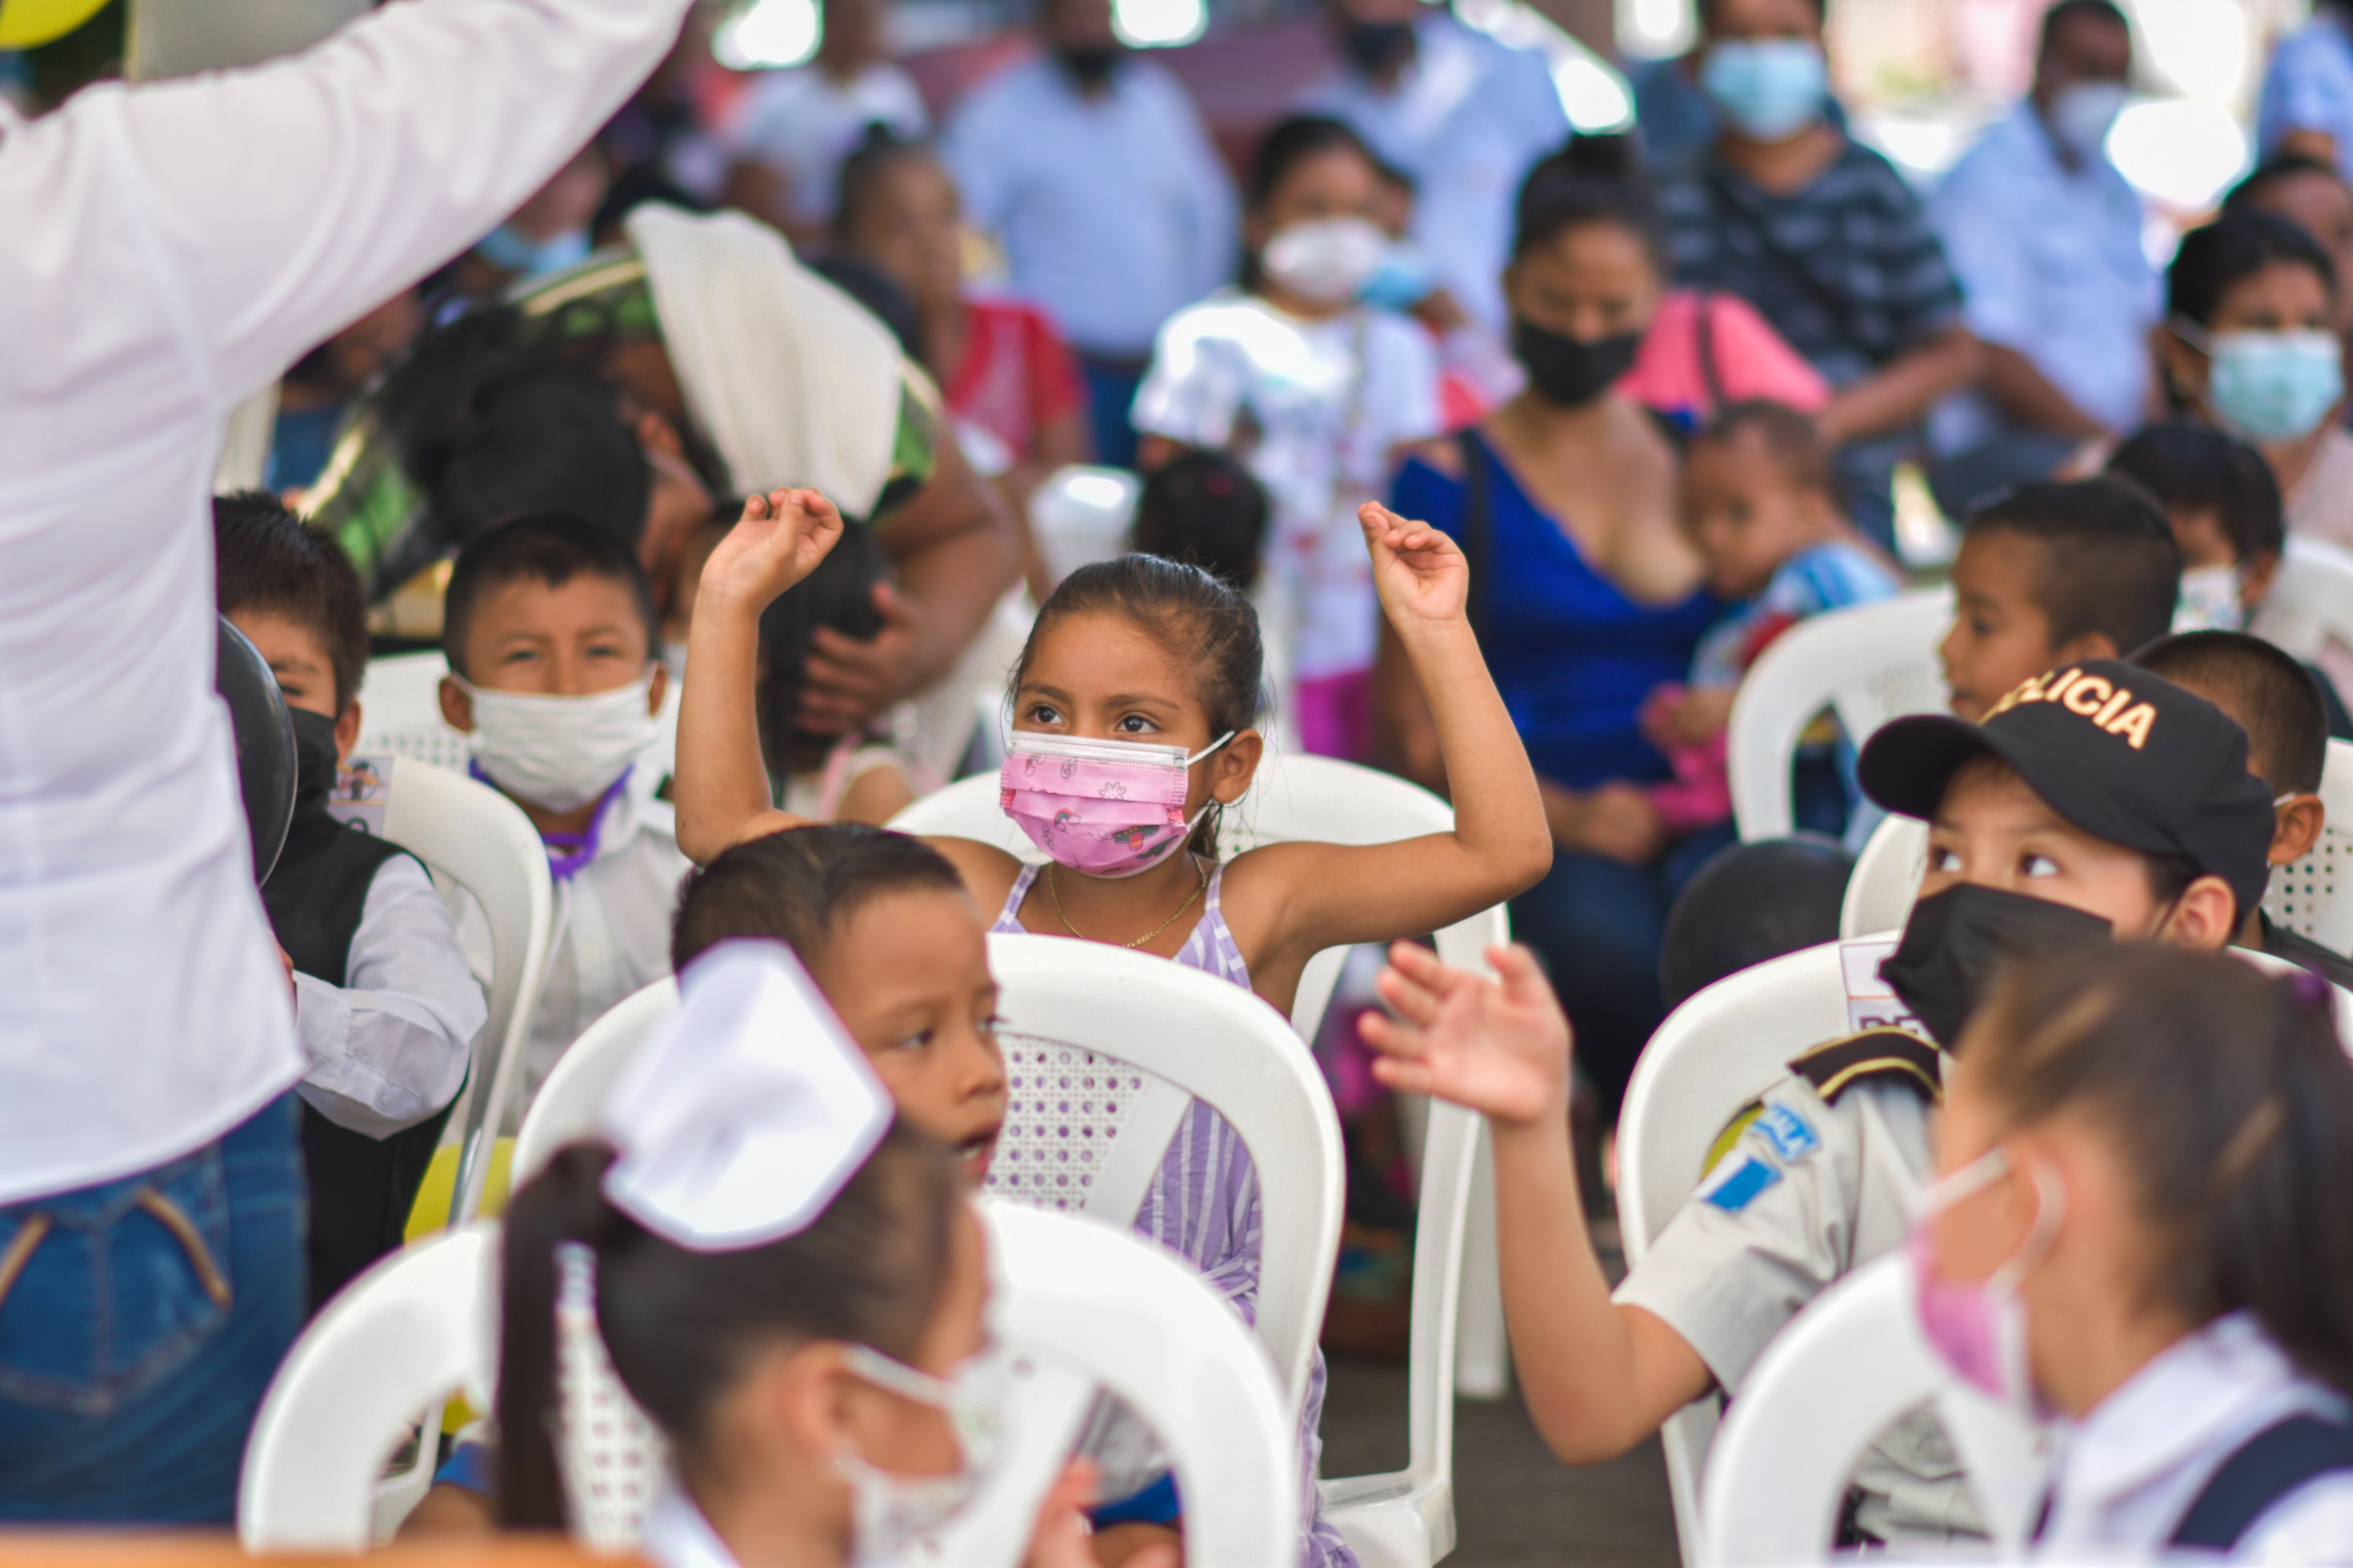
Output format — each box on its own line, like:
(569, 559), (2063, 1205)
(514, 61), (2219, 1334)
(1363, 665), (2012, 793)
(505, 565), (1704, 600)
(511, 977), (680, 1189)
(1616, 939), (1861, 1565)
(333, 755), (555, 1233)
(355, 650), (681, 784)
(1027, 464), (1140, 589)
(2253, 533), (2353, 670)
(1727, 589), (1952, 842)
(1838, 815), (1930, 940)
(238, 1223), (499, 1549)
(1697, 1253), (2044, 1566)
(891, 748), (1514, 1429)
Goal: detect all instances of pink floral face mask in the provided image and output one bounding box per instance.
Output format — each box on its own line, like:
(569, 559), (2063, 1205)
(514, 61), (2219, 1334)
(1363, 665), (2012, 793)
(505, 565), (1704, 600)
(998, 730), (1235, 879)
(1905, 1146), (2063, 1419)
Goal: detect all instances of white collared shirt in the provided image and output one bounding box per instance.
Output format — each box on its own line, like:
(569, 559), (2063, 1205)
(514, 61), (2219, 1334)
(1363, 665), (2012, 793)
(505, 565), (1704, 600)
(0, 0), (689, 1206)
(638, 1480), (739, 1568)
(1927, 100), (2157, 454)
(1296, 12), (1568, 336)
(2038, 1311), (2353, 1560)
(294, 856), (485, 1138)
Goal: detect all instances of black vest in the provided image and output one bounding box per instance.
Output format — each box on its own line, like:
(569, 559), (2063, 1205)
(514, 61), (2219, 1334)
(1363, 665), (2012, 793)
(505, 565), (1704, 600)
(262, 809), (461, 1314)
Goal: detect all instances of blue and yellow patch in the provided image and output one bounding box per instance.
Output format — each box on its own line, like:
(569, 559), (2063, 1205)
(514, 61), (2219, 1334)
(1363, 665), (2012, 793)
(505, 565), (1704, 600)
(1750, 1102), (1820, 1164)
(1703, 1156), (1782, 1213)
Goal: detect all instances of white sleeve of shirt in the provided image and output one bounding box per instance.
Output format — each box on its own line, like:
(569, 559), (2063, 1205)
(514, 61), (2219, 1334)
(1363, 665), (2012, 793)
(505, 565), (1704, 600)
(1373, 315), (1445, 450)
(46, 0), (692, 405)
(1131, 309), (1242, 447)
(2237, 1473), (2353, 1564)
(294, 856), (486, 1139)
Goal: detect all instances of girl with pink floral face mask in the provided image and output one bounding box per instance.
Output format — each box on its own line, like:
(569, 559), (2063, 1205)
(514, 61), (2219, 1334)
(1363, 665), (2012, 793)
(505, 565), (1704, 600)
(1916, 944), (2353, 1559)
(677, 485), (1548, 1568)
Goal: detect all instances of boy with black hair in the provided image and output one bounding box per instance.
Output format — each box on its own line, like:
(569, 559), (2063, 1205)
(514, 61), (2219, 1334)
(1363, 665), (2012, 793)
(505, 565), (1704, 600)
(1939, 477), (2181, 720)
(436, 513), (689, 1099)
(213, 494), (484, 1311)
(1360, 660), (2278, 1543)
(2134, 629), (2353, 988)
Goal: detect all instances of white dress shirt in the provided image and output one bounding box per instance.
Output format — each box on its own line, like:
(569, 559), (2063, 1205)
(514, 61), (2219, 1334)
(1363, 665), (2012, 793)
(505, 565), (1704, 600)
(1927, 100), (2158, 455)
(638, 1479), (738, 1568)
(942, 55), (1237, 358)
(1296, 12), (1567, 336)
(294, 856), (485, 1139)
(0, 0), (687, 1206)
(2037, 1311), (2353, 1560)
(726, 62), (930, 228)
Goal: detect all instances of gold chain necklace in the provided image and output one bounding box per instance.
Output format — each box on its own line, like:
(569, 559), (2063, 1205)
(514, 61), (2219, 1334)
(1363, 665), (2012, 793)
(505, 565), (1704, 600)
(1048, 858), (1209, 949)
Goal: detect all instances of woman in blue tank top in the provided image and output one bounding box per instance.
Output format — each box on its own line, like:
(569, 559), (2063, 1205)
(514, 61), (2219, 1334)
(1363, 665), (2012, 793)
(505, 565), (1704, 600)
(1379, 138), (1717, 1115)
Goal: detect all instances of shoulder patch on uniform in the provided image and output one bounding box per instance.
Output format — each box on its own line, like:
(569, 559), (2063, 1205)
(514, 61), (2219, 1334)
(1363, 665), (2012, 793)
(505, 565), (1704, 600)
(1704, 1102), (1765, 1177)
(1787, 1027), (1943, 1105)
(1749, 1102), (1821, 1163)
(1702, 1156), (1782, 1213)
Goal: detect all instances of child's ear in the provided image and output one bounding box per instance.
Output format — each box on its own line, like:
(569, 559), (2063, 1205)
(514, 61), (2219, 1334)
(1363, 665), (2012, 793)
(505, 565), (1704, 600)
(2241, 551), (2281, 609)
(438, 674), (475, 734)
(2274, 794), (2328, 865)
(2166, 873), (2243, 949)
(335, 701), (363, 763)
(1212, 729), (1264, 805)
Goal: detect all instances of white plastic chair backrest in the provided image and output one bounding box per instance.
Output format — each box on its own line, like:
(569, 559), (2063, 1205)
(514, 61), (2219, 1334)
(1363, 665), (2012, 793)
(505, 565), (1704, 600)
(2263, 737), (2353, 955)
(511, 978), (681, 1188)
(1616, 939), (1858, 1564)
(238, 1224), (499, 1550)
(352, 756), (553, 1227)
(981, 932), (1342, 1417)
(925, 1199), (1300, 1567)
(1728, 589), (1952, 841)
(1027, 464), (1140, 589)
(2252, 534), (2353, 667)
(1839, 815), (1930, 939)
(1697, 1253), (2044, 1565)
(356, 650), (681, 784)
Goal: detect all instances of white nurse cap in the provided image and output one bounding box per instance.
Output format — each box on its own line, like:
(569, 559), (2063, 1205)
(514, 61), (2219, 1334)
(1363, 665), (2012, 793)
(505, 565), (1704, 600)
(598, 938), (891, 1251)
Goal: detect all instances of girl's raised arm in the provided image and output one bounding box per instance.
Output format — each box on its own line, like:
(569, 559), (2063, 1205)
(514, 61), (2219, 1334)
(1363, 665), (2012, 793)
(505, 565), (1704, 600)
(1243, 503), (1551, 973)
(673, 490), (844, 866)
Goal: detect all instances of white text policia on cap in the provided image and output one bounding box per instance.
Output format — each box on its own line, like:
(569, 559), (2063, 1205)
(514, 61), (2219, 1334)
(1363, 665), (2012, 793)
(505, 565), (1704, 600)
(1983, 667), (2159, 750)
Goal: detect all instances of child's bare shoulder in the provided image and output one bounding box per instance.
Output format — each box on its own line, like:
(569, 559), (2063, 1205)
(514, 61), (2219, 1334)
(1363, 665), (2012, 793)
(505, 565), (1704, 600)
(927, 835), (1025, 908)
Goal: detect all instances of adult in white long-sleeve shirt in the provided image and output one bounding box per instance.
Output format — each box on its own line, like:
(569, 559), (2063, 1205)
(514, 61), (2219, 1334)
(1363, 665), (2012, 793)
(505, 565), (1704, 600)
(0, 0), (686, 1520)
(942, 0), (1237, 467)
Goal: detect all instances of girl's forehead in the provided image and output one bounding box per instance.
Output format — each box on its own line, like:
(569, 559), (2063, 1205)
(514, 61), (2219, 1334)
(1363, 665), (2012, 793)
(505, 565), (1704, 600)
(1022, 611), (1197, 696)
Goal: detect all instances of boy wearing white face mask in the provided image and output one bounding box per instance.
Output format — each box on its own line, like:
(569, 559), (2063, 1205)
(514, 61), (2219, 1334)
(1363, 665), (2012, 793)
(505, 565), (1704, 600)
(437, 514), (689, 1101)
(1132, 114), (1441, 761)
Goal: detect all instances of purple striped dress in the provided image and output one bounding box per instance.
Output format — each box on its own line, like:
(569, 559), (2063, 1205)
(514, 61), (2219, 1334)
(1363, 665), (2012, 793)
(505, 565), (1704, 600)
(991, 862), (1353, 1568)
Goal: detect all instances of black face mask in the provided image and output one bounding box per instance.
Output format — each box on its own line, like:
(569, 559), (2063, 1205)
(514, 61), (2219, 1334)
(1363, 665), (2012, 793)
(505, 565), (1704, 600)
(1057, 45), (1121, 88)
(1512, 318), (1643, 408)
(1340, 17), (1414, 72)
(288, 706), (341, 822)
(1879, 883), (2116, 1050)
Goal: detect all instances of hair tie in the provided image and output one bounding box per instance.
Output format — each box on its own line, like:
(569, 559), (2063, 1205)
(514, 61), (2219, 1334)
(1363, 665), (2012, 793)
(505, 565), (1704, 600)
(552, 1241), (669, 1552)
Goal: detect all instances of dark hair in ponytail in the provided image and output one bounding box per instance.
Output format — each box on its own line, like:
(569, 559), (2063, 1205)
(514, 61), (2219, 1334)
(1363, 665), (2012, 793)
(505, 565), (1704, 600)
(1968, 945), (2353, 1394)
(1512, 133), (1660, 265)
(1012, 554), (1264, 856)
(496, 1122), (963, 1526)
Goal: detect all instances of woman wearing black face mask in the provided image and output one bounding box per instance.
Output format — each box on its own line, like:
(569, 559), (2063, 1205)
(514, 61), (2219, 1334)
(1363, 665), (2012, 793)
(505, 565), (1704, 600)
(1377, 135), (1822, 1118)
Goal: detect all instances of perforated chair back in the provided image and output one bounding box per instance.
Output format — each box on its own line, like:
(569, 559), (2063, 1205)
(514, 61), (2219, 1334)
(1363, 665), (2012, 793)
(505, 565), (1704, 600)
(2253, 534), (2353, 669)
(892, 753), (1514, 1564)
(1616, 939), (1858, 1564)
(356, 650), (680, 785)
(1727, 589), (1951, 841)
(510, 978), (680, 1189)
(339, 756), (555, 1230)
(1697, 1253), (2044, 1565)
(238, 1225), (498, 1549)
(923, 1200), (1300, 1567)
(1838, 815), (1930, 939)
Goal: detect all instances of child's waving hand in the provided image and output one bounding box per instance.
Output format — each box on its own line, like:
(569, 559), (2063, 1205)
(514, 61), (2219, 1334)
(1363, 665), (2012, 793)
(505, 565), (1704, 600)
(700, 487), (845, 611)
(1360, 501), (1469, 630)
(1361, 942), (1572, 1129)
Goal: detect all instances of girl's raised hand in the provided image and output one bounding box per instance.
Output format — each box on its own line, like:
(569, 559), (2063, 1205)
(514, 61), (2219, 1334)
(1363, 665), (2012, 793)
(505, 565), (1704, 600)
(1361, 942), (1573, 1129)
(699, 487), (845, 611)
(1360, 501), (1469, 630)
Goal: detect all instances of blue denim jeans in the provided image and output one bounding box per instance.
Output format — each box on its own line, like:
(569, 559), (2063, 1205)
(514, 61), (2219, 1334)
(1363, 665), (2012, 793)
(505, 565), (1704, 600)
(0, 1094), (305, 1523)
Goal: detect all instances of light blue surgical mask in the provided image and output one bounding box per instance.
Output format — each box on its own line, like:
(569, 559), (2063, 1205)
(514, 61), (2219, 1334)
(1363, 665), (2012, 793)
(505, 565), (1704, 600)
(476, 221), (592, 279)
(1700, 39), (1827, 142)
(2193, 326), (2346, 444)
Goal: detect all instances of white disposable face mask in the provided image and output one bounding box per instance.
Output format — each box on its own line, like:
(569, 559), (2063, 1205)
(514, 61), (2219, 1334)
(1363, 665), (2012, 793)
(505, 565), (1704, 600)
(460, 674), (658, 812)
(834, 1343), (1007, 1566)
(2047, 80), (2128, 163)
(1260, 216), (1389, 308)
(2175, 563), (2250, 632)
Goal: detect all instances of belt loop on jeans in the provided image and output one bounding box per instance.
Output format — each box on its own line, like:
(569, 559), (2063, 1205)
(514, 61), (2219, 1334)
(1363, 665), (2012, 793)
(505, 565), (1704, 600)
(0, 1215), (50, 1315)
(135, 1190), (232, 1309)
